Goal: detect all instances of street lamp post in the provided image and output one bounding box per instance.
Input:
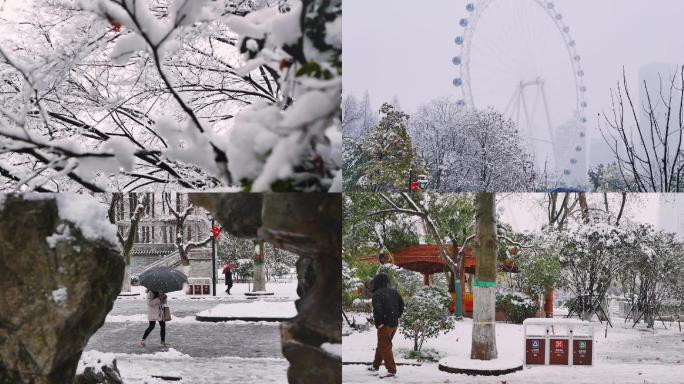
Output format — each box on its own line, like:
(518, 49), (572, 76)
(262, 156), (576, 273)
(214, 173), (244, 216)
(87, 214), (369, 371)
(211, 217), (216, 297)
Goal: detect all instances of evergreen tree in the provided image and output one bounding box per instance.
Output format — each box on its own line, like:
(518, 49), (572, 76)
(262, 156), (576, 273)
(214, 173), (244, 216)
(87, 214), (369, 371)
(358, 103), (418, 191)
(343, 141), (369, 191)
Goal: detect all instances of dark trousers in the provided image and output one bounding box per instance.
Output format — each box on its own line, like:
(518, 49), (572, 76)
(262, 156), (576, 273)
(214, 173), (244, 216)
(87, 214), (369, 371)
(225, 274), (233, 292)
(142, 321), (166, 342)
(372, 326), (397, 374)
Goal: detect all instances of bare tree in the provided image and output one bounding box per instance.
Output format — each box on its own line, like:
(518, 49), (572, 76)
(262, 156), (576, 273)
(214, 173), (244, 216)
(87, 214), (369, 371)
(600, 66), (684, 192)
(164, 193), (211, 266)
(107, 192), (149, 292)
(409, 101), (539, 192)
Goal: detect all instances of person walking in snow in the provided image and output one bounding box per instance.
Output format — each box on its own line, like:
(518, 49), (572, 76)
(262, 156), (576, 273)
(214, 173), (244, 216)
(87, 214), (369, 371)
(368, 273), (404, 378)
(139, 289), (170, 347)
(223, 261), (235, 295)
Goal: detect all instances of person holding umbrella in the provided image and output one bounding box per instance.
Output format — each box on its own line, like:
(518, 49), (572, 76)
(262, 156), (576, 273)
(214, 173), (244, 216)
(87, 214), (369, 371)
(135, 266), (188, 348)
(139, 289), (169, 347)
(223, 261), (235, 295)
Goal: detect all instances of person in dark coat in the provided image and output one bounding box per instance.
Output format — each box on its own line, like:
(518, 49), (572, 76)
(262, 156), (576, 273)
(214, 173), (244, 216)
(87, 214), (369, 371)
(368, 273), (404, 378)
(223, 261), (235, 294)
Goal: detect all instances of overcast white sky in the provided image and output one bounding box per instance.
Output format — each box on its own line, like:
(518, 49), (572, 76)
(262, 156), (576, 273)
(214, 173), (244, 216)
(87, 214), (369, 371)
(344, 0), (684, 115)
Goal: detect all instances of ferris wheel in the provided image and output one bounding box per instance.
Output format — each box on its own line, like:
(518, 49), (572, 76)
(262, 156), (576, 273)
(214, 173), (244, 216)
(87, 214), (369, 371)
(452, 0), (588, 184)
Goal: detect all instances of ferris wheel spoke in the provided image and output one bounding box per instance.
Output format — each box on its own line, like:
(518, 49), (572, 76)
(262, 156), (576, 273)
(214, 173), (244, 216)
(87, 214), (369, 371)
(453, 0), (587, 183)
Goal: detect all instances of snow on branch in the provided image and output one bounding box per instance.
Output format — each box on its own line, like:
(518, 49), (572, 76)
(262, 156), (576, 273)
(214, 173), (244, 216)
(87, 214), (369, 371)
(0, 0), (340, 191)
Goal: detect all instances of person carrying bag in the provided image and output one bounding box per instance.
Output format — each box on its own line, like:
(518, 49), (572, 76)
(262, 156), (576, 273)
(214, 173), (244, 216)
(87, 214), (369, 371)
(139, 290), (171, 347)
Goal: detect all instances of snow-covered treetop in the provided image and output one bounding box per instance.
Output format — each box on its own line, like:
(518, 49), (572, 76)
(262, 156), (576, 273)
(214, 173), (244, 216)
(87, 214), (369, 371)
(0, 0), (340, 192)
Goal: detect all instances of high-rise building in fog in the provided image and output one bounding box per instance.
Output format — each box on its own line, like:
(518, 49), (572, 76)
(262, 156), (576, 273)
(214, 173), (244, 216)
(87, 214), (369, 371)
(638, 63), (682, 174)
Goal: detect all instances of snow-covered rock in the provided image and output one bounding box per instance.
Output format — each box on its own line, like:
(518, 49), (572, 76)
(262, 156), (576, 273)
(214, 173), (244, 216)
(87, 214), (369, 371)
(0, 195), (123, 383)
(74, 351), (123, 384)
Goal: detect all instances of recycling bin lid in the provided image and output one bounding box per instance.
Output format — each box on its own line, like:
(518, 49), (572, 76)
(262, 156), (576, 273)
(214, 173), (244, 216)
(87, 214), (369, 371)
(523, 318), (590, 326)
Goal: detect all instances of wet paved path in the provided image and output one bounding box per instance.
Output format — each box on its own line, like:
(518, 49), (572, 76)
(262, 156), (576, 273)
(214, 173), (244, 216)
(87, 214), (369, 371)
(86, 298), (283, 359)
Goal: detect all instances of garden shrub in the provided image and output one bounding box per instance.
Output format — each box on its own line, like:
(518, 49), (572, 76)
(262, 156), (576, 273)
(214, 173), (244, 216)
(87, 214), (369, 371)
(400, 286), (454, 351)
(496, 291), (539, 323)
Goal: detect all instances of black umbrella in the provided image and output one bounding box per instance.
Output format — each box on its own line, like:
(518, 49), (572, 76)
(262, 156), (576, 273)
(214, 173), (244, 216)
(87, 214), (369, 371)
(138, 266), (188, 293)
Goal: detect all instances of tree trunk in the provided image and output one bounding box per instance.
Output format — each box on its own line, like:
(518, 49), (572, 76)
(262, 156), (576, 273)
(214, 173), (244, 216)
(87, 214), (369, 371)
(109, 192), (149, 293)
(471, 192), (498, 360)
(253, 240), (266, 291)
(122, 264), (131, 292)
(578, 192), (590, 223)
(452, 237), (464, 319)
(544, 287), (554, 318)
(182, 264), (192, 277)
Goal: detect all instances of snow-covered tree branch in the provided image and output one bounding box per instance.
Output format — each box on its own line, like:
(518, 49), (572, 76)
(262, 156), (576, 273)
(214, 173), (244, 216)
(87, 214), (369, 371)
(0, 0), (341, 191)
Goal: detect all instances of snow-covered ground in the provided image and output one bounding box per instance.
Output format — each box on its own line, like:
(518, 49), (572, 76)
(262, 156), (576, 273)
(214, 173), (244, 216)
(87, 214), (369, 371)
(343, 313), (684, 383)
(81, 280), (298, 383)
(80, 349), (289, 384)
(119, 279), (299, 301)
(118, 278), (299, 300)
(196, 301), (297, 319)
